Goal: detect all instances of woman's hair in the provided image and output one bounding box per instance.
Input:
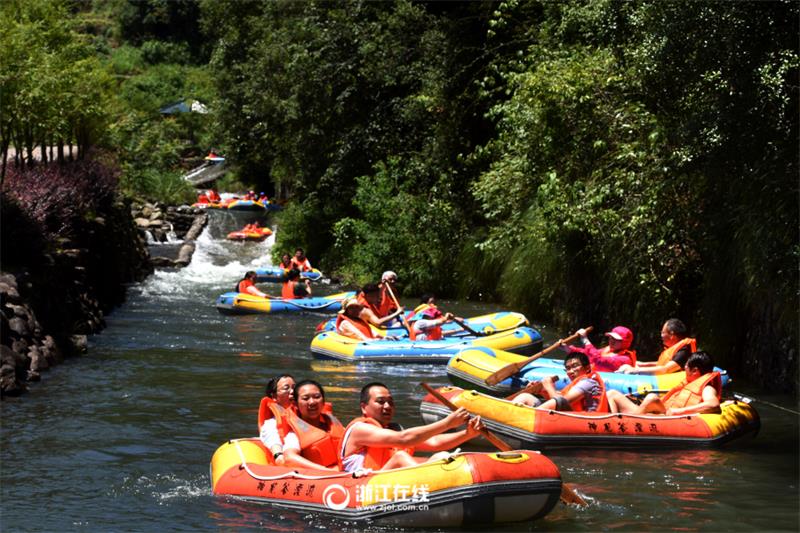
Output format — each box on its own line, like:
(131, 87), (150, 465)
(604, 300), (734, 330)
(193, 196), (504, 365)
(265, 374), (294, 398)
(293, 379), (325, 403)
(244, 270), (257, 280)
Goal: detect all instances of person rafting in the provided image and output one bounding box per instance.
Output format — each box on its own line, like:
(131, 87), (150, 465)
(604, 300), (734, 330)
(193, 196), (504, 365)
(290, 248), (313, 272)
(208, 189), (221, 203)
(237, 271), (274, 298)
(512, 352), (608, 412)
(377, 271), (399, 318)
(409, 306), (456, 341)
(336, 298), (378, 341)
(258, 374), (296, 465)
(563, 326), (637, 372)
(340, 382), (484, 472)
(280, 380), (344, 472)
(356, 284), (404, 328)
(258, 192), (269, 203)
(616, 318), (697, 375)
(281, 269), (311, 299)
(606, 351), (721, 416)
(278, 253), (293, 271)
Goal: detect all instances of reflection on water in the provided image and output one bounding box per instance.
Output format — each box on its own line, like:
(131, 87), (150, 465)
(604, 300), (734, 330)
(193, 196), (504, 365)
(1, 210), (797, 532)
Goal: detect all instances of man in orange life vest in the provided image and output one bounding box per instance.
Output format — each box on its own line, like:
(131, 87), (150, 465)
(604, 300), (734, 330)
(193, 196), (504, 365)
(606, 351), (721, 416)
(616, 318), (696, 375)
(290, 248), (313, 272)
(237, 271), (274, 298)
(339, 382), (484, 473)
(356, 283), (404, 329)
(512, 352), (608, 412)
(564, 326), (637, 372)
(281, 269), (311, 299)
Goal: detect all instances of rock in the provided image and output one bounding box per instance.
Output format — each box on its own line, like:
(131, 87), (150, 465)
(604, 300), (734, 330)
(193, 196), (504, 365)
(27, 370), (40, 382)
(134, 218), (151, 228)
(176, 242), (196, 266)
(141, 205), (153, 218)
(149, 211), (163, 221)
(11, 338), (29, 355)
(28, 345), (48, 372)
(8, 317), (30, 337)
(150, 257), (178, 268)
(70, 335), (88, 355)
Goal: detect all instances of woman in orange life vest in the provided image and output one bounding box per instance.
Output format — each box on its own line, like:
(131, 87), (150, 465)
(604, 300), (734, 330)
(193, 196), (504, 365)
(290, 248), (313, 272)
(237, 271), (273, 298)
(278, 252), (292, 271)
(280, 380), (344, 472)
(340, 382), (485, 473)
(606, 351), (722, 416)
(258, 374), (296, 466)
(356, 284), (404, 328)
(281, 268), (311, 299)
(617, 318), (697, 375)
(562, 326), (637, 372)
(512, 352), (609, 412)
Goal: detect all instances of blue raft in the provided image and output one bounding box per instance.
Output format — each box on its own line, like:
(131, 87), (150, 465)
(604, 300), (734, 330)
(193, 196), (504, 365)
(310, 327), (543, 364)
(215, 291), (355, 315)
(254, 267), (323, 283)
(446, 346), (731, 396)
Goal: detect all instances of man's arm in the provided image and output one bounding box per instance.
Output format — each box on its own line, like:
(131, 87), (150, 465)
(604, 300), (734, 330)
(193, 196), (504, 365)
(416, 416), (483, 451)
(666, 385), (720, 416)
(347, 409), (469, 450)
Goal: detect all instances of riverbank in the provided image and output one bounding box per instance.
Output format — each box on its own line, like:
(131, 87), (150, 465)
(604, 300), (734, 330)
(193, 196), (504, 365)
(0, 196), (207, 398)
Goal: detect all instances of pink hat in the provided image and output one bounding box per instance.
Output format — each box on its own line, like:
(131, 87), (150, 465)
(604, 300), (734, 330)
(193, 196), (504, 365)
(422, 307), (442, 319)
(605, 326), (633, 348)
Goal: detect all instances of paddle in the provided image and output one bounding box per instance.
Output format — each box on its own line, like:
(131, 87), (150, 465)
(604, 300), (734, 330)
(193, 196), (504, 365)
(383, 282), (416, 340)
(484, 326), (593, 386)
(421, 383), (588, 507)
(451, 316), (486, 336)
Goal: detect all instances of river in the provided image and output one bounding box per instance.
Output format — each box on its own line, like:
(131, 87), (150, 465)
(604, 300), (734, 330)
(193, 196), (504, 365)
(1, 210), (798, 532)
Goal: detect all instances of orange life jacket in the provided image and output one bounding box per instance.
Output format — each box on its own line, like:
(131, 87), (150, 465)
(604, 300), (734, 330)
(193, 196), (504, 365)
(208, 190), (221, 202)
(378, 285), (396, 317)
(356, 293), (382, 317)
(281, 410), (345, 470)
(282, 281), (297, 299)
(656, 338), (698, 367)
(238, 279), (257, 295)
(560, 370), (608, 412)
(335, 314), (376, 340)
(291, 258), (312, 272)
(598, 346), (637, 366)
(662, 371), (722, 410)
(197, 194), (209, 204)
(257, 396), (292, 432)
(340, 417), (414, 470)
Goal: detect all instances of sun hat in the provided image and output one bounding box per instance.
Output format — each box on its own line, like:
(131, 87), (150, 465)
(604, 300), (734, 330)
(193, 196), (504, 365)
(339, 297), (362, 314)
(381, 271), (398, 282)
(605, 326), (633, 348)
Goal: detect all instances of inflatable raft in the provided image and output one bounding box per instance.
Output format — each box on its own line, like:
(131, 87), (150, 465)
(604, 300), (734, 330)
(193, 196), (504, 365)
(227, 227), (273, 242)
(211, 438), (562, 526)
(227, 199), (267, 211)
(315, 311), (532, 339)
(420, 386), (760, 449)
(215, 291), (355, 315)
(310, 327), (542, 363)
(255, 267), (323, 283)
(446, 346), (731, 396)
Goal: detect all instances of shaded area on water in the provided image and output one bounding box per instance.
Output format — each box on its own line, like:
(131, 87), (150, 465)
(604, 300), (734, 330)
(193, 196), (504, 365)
(1, 210), (798, 531)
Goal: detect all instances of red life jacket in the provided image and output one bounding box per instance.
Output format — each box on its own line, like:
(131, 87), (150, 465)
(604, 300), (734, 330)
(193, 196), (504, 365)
(356, 293), (381, 317)
(560, 370), (608, 412)
(281, 410), (345, 470)
(281, 281), (297, 299)
(335, 314), (376, 340)
(208, 190), (221, 202)
(340, 417), (414, 470)
(598, 346), (638, 366)
(656, 338), (697, 367)
(257, 396), (292, 432)
(291, 258), (312, 272)
(378, 284), (396, 317)
(662, 371), (722, 410)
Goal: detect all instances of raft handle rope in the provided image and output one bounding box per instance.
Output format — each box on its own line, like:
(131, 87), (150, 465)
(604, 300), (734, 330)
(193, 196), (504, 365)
(733, 393), (799, 415)
(231, 439), (347, 481)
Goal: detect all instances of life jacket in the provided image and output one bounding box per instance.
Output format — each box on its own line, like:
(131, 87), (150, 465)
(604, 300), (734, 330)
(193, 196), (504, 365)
(335, 314), (376, 340)
(340, 417), (414, 470)
(356, 293), (382, 317)
(291, 258), (312, 272)
(197, 194), (209, 204)
(257, 396), (292, 432)
(282, 281), (297, 299)
(598, 346), (637, 366)
(378, 285), (396, 317)
(281, 410), (345, 470)
(656, 338), (698, 367)
(208, 190), (221, 202)
(662, 371), (722, 410)
(238, 278), (256, 295)
(560, 370), (608, 412)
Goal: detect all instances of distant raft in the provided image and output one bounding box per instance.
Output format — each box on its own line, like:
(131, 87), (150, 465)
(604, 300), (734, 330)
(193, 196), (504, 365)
(310, 327), (543, 364)
(420, 386), (760, 449)
(211, 438), (562, 526)
(215, 291), (355, 315)
(227, 199), (267, 211)
(254, 267), (323, 283)
(315, 311), (531, 340)
(227, 227), (273, 242)
(446, 346), (731, 396)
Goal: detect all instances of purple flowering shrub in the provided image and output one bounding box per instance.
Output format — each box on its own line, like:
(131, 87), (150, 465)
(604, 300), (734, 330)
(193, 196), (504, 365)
(2, 155), (119, 243)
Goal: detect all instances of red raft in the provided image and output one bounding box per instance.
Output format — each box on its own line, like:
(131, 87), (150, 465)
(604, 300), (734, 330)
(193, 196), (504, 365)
(226, 226), (273, 242)
(210, 437), (562, 526)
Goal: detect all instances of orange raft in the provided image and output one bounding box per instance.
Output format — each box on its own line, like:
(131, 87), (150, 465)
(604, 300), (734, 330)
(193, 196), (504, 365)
(226, 226), (273, 242)
(211, 438), (562, 526)
(420, 387), (760, 449)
